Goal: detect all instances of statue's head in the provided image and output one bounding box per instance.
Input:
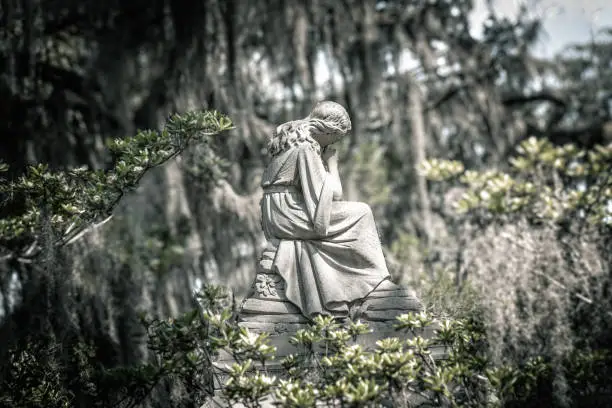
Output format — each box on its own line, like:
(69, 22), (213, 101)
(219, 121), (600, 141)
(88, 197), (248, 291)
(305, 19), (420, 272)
(307, 101), (352, 148)
(267, 101), (352, 156)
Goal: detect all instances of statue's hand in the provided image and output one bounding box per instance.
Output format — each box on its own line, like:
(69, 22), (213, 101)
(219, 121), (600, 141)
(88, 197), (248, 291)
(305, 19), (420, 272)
(321, 147), (338, 167)
(322, 147), (343, 198)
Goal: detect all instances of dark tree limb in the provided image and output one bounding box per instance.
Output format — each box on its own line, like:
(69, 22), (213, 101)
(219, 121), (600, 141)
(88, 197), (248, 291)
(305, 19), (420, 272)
(525, 120), (612, 148)
(501, 91), (567, 109)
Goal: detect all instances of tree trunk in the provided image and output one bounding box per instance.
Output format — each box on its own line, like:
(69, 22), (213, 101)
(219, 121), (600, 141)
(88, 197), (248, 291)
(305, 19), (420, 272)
(408, 78), (431, 245)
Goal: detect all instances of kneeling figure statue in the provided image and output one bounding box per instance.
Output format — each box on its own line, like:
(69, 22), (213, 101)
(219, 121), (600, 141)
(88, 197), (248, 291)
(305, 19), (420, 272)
(238, 101), (421, 329)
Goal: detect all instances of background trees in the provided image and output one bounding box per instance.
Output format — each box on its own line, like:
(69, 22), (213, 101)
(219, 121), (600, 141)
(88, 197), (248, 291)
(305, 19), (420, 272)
(0, 0), (610, 406)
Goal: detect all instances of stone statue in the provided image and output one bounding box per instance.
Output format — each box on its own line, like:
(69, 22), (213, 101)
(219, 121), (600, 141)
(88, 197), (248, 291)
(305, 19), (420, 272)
(237, 101), (421, 331)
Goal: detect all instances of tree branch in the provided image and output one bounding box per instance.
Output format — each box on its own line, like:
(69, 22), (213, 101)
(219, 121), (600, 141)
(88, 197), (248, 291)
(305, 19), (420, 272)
(501, 92), (567, 108)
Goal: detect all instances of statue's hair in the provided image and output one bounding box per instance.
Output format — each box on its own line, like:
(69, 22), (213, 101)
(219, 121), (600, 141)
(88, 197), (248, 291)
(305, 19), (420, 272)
(267, 101), (352, 157)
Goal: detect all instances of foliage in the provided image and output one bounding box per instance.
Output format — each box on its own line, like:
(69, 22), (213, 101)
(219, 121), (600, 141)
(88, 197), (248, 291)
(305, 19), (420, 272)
(2, 278), (608, 407)
(110, 288), (494, 407)
(0, 339), (75, 408)
(0, 110), (233, 259)
(0, 110), (232, 407)
(105, 286), (611, 408)
(420, 137), (612, 228)
(419, 137), (612, 406)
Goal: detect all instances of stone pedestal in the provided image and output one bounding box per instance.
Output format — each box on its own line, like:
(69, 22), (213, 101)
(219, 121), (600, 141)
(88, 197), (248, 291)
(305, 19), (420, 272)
(211, 243), (443, 387)
(236, 242), (311, 334)
(236, 242), (424, 332)
(206, 240), (447, 407)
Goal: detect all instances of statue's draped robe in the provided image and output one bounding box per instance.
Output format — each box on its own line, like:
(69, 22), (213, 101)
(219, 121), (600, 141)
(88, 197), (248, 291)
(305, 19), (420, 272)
(260, 142), (390, 318)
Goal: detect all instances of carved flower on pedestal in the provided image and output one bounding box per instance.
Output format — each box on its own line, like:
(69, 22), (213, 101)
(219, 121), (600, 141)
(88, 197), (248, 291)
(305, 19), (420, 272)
(255, 273), (282, 297)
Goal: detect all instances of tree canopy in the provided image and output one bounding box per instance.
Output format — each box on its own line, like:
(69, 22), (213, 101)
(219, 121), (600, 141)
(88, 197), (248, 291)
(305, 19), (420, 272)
(0, 0), (611, 407)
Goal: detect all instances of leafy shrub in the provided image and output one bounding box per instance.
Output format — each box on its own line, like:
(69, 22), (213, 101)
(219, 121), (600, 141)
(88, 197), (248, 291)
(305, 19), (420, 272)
(0, 110), (233, 257)
(135, 284), (566, 408)
(420, 137), (612, 407)
(0, 110), (233, 408)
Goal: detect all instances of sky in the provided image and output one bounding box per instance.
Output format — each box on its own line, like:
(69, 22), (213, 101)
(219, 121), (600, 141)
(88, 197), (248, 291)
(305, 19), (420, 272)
(471, 0), (612, 57)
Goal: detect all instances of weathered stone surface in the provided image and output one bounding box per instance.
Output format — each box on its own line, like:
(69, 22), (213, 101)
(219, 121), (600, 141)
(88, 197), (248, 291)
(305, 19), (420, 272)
(212, 321), (447, 392)
(367, 288), (419, 298)
(364, 296), (421, 311)
(363, 309), (418, 321)
(257, 258), (273, 272)
(215, 322), (443, 365)
(260, 245), (277, 260)
(248, 290), (286, 301)
(359, 320), (405, 331)
(238, 321), (309, 334)
(253, 272), (286, 298)
(238, 313), (309, 323)
(374, 279), (404, 291)
(211, 317), (447, 408)
(241, 298), (300, 314)
(207, 394), (278, 408)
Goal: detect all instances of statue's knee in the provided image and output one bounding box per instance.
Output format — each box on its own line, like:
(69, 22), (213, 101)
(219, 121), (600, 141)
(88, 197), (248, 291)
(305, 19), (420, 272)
(356, 202), (373, 218)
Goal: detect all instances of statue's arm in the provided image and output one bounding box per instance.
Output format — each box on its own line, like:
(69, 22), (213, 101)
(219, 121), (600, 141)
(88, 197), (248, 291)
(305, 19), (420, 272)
(321, 148), (343, 201)
(297, 145), (333, 235)
(327, 158), (343, 201)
